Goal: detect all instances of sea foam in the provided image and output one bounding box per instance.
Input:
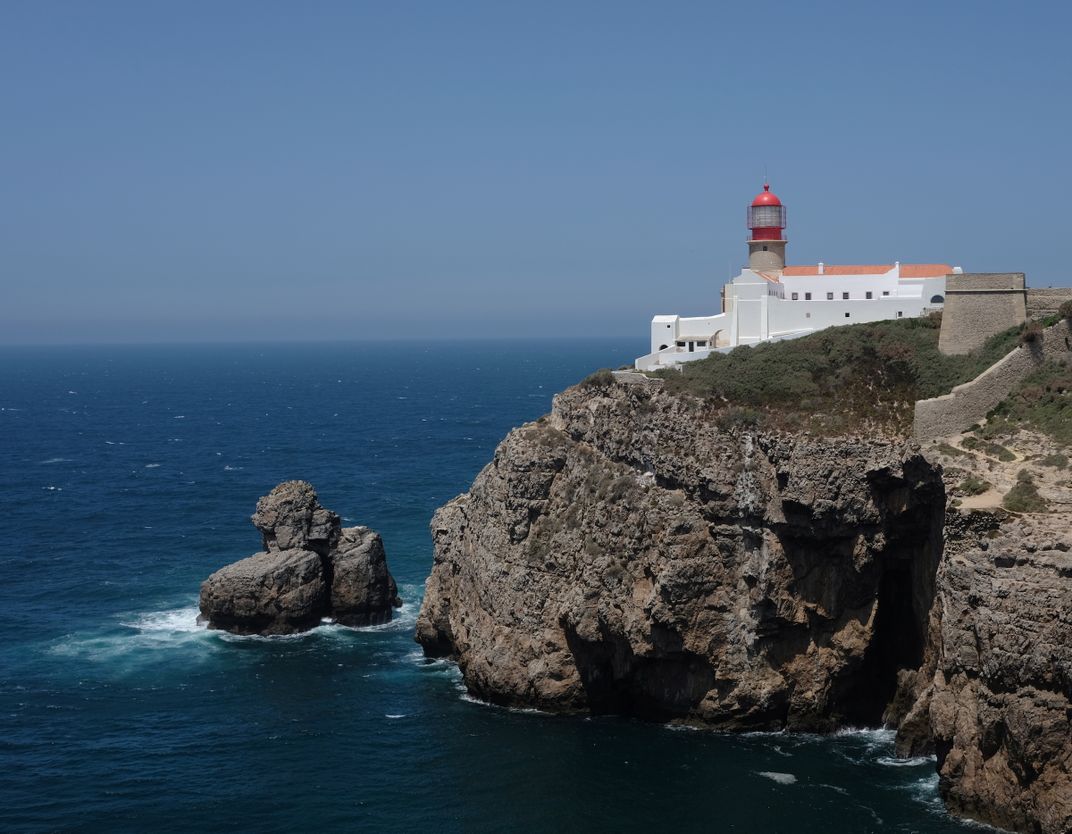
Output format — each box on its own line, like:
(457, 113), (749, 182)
(756, 771), (798, 785)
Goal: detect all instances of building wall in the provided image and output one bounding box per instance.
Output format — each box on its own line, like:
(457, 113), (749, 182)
(767, 296), (931, 337)
(914, 319), (1072, 440)
(1026, 287), (1072, 319)
(937, 273), (1026, 356)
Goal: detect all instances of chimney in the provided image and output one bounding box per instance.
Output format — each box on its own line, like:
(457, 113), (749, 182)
(818, 262), (825, 275)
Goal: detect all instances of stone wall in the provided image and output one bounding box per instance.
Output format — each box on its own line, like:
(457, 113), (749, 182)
(914, 319), (1072, 440)
(1027, 287), (1072, 319)
(937, 273), (1026, 355)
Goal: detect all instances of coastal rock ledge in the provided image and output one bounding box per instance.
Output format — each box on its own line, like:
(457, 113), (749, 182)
(200, 481), (400, 635)
(416, 378), (1072, 834)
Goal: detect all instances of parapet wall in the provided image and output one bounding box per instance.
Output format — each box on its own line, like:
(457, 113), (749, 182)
(1027, 287), (1072, 319)
(914, 319), (1072, 440)
(937, 273), (1026, 355)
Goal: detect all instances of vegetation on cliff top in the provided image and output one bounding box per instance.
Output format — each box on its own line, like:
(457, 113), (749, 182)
(973, 360), (1072, 447)
(649, 315), (1024, 434)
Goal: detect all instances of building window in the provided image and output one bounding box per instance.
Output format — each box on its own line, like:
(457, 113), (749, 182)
(805, 292), (812, 300)
(791, 292), (799, 300)
(659, 344), (668, 351)
(805, 312), (811, 318)
(897, 312), (903, 318)
(676, 341), (686, 347)
(842, 292), (849, 300)
(845, 312), (851, 318)
(866, 291), (873, 299)
(930, 294), (945, 303)
(696, 341), (706, 348)
(882, 291), (890, 296)
(826, 292), (834, 300)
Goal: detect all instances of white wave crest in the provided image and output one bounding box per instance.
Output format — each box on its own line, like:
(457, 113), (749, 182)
(756, 771), (798, 785)
(49, 604), (209, 664)
(876, 755), (935, 767)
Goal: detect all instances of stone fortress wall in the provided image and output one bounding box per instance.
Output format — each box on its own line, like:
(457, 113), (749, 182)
(1027, 286), (1072, 318)
(914, 318), (1072, 440)
(937, 273), (1026, 355)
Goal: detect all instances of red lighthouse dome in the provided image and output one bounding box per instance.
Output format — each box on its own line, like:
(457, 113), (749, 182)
(748, 183), (786, 241)
(751, 183), (782, 207)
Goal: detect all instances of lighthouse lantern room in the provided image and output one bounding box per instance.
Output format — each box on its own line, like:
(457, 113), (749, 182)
(747, 184), (787, 271)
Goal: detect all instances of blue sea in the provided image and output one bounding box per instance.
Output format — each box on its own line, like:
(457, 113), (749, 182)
(0, 340), (980, 833)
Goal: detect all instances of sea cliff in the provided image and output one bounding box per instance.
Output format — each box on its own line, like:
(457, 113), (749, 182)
(417, 375), (1072, 833)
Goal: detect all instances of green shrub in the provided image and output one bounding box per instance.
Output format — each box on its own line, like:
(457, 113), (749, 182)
(579, 368), (615, 389)
(651, 318), (1025, 434)
(935, 442), (967, 457)
(961, 436), (1016, 461)
(715, 406), (763, 431)
(1039, 453), (1069, 469)
(959, 475), (991, 496)
(1002, 471), (1048, 513)
(987, 361), (1072, 446)
(1060, 299), (1072, 320)
(1019, 320), (1043, 345)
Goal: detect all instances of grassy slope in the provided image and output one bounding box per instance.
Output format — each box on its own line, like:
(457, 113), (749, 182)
(978, 361), (1072, 447)
(650, 315), (1024, 435)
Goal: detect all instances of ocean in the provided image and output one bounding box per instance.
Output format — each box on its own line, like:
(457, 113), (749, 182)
(0, 340), (979, 833)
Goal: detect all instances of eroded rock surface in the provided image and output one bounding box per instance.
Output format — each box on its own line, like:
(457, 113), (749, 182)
(417, 380), (946, 730)
(201, 481), (400, 634)
(896, 505), (1072, 833)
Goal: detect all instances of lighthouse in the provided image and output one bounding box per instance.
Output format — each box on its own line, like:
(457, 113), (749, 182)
(747, 183), (787, 271)
(635, 182), (959, 370)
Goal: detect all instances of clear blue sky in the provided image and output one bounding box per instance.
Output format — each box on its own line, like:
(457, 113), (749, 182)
(2, 1), (1069, 343)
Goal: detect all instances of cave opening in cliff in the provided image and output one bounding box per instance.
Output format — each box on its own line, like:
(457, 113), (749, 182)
(824, 465), (946, 728)
(841, 562), (926, 726)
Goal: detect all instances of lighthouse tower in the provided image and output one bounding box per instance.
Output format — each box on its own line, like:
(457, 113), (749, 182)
(747, 183), (787, 271)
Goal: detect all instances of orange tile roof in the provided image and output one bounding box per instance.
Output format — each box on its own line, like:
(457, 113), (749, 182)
(782, 264), (892, 276)
(898, 263), (953, 278)
(781, 263), (952, 278)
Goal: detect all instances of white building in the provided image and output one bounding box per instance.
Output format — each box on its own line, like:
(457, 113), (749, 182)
(635, 184), (959, 371)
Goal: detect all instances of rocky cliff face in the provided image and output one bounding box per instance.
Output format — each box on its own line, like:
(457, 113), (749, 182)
(418, 376), (1072, 833)
(417, 379), (946, 730)
(895, 439), (1072, 834)
(201, 481), (400, 634)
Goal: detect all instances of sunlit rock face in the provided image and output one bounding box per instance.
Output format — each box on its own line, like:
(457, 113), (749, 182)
(417, 380), (945, 731)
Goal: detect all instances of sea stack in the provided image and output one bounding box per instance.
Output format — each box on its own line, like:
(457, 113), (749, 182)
(200, 480), (400, 635)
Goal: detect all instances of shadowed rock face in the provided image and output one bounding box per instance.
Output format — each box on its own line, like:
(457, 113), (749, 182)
(200, 481), (400, 635)
(896, 508), (1072, 834)
(416, 382), (946, 730)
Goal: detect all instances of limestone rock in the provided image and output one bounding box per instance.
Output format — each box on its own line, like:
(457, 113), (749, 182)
(418, 375), (1072, 833)
(416, 380), (946, 730)
(899, 509), (1072, 834)
(330, 527), (401, 626)
(200, 480), (400, 635)
(252, 480), (340, 555)
(199, 549), (326, 635)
